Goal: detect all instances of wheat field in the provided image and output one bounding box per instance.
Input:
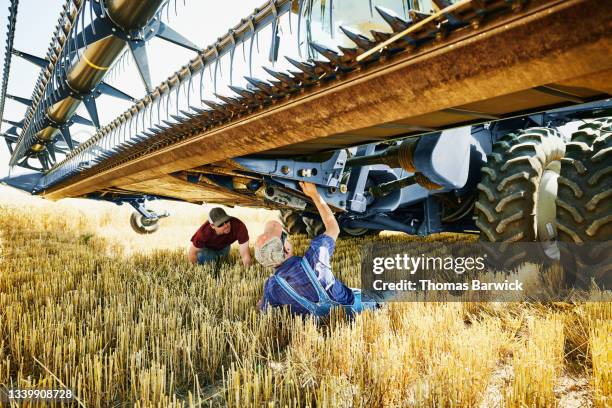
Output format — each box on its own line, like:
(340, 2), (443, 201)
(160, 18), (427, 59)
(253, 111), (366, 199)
(0, 185), (609, 407)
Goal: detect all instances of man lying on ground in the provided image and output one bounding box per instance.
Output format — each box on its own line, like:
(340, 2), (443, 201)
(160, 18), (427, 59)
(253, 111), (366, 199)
(254, 181), (374, 317)
(188, 207), (252, 267)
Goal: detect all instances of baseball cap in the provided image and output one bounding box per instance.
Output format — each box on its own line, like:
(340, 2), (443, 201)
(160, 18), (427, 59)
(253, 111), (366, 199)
(255, 237), (285, 268)
(208, 207), (231, 227)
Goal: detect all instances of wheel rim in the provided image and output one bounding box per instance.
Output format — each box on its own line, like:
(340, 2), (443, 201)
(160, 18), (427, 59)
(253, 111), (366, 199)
(536, 164), (560, 243)
(131, 212), (159, 233)
(536, 162), (561, 260)
(140, 217), (157, 227)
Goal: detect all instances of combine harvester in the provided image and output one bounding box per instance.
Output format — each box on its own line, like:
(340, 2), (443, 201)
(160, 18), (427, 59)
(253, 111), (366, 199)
(0, 0), (610, 263)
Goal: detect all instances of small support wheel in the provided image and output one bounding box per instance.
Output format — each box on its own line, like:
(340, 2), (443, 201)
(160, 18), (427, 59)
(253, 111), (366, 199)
(130, 211), (160, 234)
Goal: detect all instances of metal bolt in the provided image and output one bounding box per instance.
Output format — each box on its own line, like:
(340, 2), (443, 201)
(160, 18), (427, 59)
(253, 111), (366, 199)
(298, 168), (313, 177)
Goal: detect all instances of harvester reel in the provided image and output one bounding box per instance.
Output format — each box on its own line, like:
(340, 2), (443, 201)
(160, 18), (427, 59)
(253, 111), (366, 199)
(475, 127), (565, 267)
(130, 211), (160, 234)
(557, 122), (611, 287)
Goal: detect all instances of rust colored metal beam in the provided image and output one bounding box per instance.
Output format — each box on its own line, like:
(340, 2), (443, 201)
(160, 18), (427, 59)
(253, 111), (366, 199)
(43, 0), (612, 200)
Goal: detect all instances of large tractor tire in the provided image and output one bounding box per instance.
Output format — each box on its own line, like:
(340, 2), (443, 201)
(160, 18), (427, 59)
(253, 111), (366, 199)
(556, 126), (611, 287)
(130, 211), (160, 234)
(280, 209), (307, 235)
(475, 127), (566, 244)
(570, 117), (612, 146)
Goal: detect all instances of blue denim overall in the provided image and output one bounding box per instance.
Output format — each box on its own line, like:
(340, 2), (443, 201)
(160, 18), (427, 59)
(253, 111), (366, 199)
(271, 258), (377, 317)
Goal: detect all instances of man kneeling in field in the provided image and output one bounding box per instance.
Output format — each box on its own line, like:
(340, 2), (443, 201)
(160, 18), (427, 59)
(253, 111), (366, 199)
(254, 182), (373, 317)
(188, 207), (252, 267)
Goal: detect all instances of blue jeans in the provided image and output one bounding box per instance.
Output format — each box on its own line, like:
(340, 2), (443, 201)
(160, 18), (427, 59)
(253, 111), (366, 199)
(349, 289), (380, 314)
(196, 246), (230, 265)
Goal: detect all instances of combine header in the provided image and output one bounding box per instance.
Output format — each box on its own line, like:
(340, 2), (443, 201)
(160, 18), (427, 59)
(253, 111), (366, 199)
(1, 0), (610, 273)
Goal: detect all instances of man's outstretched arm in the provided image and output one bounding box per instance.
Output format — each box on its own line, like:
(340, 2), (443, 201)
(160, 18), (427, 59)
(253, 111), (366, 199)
(299, 181), (340, 240)
(239, 241), (253, 267)
(187, 244), (200, 264)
